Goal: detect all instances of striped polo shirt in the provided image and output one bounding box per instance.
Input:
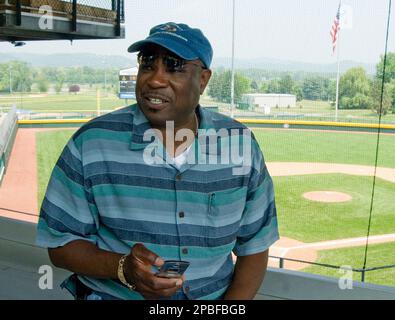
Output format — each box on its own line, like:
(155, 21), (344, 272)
(36, 104), (279, 300)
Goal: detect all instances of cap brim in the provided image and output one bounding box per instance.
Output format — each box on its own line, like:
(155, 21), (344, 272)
(127, 36), (199, 61)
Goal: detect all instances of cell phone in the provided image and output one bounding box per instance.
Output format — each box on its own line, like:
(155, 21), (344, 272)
(155, 260), (190, 278)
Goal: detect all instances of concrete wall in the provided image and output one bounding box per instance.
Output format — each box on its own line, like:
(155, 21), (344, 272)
(1, 216), (394, 300)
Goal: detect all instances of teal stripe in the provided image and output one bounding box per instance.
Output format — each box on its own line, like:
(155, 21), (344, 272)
(187, 242), (236, 259)
(37, 104), (279, 300)
(92, 185), (176, 201)
(212, 187), (247, 206)
(52, 166), (86, 199)
(199, 286), (228, 300)
(75, 129), (131, 146)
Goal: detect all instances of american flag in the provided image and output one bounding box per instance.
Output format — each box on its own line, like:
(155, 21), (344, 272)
(330, 3), (341, 53)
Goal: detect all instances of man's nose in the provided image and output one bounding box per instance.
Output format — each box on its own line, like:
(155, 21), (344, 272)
(147, 60), (169, 88)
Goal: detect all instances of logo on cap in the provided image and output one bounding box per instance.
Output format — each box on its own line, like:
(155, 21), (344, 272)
(160, 23), (182, 32)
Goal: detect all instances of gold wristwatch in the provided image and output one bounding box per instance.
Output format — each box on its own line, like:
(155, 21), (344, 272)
(117, 255), (136, 290)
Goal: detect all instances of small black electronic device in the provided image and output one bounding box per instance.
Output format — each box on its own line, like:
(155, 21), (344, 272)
(155, 260), (190, 278)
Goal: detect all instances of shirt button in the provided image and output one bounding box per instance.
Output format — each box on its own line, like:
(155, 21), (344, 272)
(175, 174), (182, 181)
(182, 248), (188, 255)
(184, 286), (190, 293)
(179, 211), (185, 218)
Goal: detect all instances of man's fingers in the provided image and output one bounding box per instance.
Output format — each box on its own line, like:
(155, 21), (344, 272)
(135, 267), (183, 290)
(133, 270), (183, 299)
(131, 243), (164, 266)
(139, 282), (182, 299)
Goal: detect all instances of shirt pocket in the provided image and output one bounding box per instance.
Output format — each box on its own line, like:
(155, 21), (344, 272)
(204, 188), (245, 247)
(203, 188), (247, 240)
(206, 188), (247, 216)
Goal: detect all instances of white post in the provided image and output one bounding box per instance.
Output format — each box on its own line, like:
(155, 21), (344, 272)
(230, 0), (235, 118)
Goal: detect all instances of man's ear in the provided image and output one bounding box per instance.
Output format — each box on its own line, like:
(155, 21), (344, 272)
(199, 69), (212, 95)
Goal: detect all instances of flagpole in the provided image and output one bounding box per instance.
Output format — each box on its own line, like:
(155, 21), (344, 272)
(334, 1), (342, 122)
(335, 29), (340, 121)
(230, 0), (235, 118)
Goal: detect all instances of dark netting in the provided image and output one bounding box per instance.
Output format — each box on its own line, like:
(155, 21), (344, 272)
(2, 0), (124, 24)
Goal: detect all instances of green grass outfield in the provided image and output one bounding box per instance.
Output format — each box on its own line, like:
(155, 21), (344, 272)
(35, 128), (395, 287)
(36, 128), (395, 241)
(36, 130), (75, 206)
(253, 129), (395, 168)
(2, 93), (395, 123)
(303, 242), (395, 287)
(273, 174), (395, 242)
(0, 92), (129, 112)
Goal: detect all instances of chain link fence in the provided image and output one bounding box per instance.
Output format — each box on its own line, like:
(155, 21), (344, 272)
(2, 0), (124, 24)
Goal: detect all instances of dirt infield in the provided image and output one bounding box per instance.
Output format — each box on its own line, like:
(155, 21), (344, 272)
(268, 234), (395, 270)
(1, 128), (395, 270)
(303, 191), (353, 203)
(267, 162), (395, 184)
(0, 129), (38, 223)
(0, 128), (74, 223)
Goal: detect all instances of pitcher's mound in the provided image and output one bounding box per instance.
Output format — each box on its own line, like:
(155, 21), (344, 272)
(303, 191), (352, 203)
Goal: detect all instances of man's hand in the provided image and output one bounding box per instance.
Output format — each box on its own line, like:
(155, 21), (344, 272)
(124, 243), (184, 299)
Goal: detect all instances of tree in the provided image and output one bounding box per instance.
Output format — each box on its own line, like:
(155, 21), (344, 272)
(37, 76), (49, 93)
(375, 52), (395, 112)
(266, 79), (280, 93)
(55, 79), (64, 94)
(339, 67), (371, 109)
(207, 70), (250, 103)
(371, 79), (393, 115)
(234, 73), (250, 102)
(250, 80), (259, 92)
(69, 84), (80, 94)
(302, 77), (322, 100)
(324, 79), (337, 102)
(0, 64), (10, 92)
(208, 71), (221, 100)
(376, 52), (395, 83)
(278, 74), (294, 94)
(292, 84), (303, 101)
(0, 61), (33, 92)
(390, 79), (395, 112)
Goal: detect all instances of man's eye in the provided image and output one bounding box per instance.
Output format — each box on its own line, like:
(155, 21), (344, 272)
(140, 63), (153, 71)
(170, 65), (185, 73)
(166, 58), (185, 73)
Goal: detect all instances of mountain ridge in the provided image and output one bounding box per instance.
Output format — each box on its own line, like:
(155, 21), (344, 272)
(0, 52), (376, 74)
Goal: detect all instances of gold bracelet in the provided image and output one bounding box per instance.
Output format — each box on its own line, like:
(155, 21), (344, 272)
(117, 255), (136, 290)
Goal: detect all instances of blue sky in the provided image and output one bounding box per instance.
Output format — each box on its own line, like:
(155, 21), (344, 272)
(0, 0), (394, 64)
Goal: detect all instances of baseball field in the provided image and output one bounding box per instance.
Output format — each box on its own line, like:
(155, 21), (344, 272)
(34, 126), (395, 287)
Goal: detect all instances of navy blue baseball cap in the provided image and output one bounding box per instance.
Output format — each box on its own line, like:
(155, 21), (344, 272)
(128, 22), (213, 69)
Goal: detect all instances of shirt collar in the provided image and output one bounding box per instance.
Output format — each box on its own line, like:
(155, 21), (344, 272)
(129, 104), (218, 155)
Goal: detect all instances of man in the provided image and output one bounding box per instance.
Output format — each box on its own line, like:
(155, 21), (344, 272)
(36, 22), (279, 300)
